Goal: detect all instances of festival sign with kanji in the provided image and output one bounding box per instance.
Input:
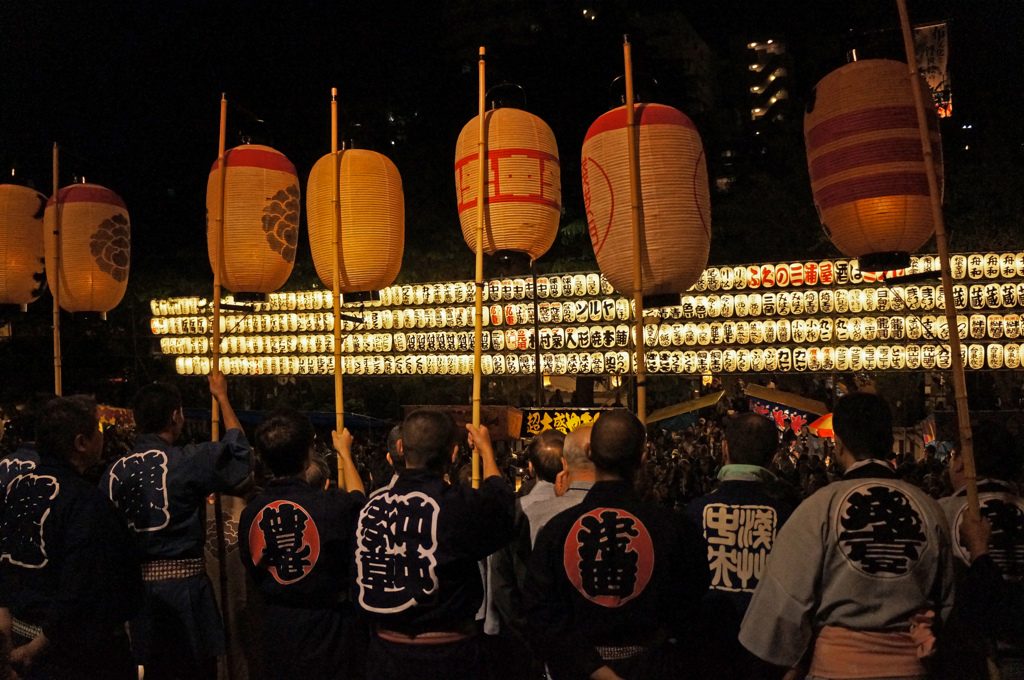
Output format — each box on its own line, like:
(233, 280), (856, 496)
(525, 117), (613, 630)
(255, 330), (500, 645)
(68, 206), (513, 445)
(914, 22), (952, 118)
(836, 483), (929, 578)
(563, 508), (655, 608)
(355, 491), (440, 613)
(522, 408), (610, 436)
(702, 504), (778, 593)
(248, 500), (321, 585)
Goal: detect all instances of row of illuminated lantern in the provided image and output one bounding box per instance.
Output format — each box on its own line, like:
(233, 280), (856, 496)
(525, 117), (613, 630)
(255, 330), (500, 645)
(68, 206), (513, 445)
(146, 253), (1024, 319)
(157, 312), (1024, 358)
(149, 283), (1024, 338)
(172, 342), (1023, 377)
(150, 279), (1024, 338)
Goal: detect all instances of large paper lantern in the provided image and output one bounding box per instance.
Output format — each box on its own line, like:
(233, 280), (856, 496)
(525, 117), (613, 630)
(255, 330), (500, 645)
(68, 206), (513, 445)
(455, 107), (561, 260)
(0, 184), (47, 306)
(805, 60), (942, 272)
(308, 149), (404, 293)
(44, 184), (129, 312)
(207, 144), (298, 293)
(582, 103), (711, 305)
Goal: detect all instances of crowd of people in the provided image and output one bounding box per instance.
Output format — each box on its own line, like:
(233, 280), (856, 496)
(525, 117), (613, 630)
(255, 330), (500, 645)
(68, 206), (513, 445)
(0, 376), (1021, 680)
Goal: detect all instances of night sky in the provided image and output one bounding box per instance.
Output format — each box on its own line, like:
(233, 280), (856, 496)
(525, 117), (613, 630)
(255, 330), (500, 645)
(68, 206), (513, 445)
(1, 0), (1021, 403)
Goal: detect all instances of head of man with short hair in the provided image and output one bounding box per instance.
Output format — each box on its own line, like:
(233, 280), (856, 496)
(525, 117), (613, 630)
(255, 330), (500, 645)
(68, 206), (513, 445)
(724, 412), (779, 468)
(386, 424), (405, 473)
(132, 383), (183, 438)
(833, 392), (893, 465)
(36, 396), (103, 472)
(952, 423), (1022, 487)
(255, 410), (315, 477)
(400, 409), (458, 474)
(528, 429), (565, 484)
(588, 409), (646, 480)
(562, 425), (595, 475)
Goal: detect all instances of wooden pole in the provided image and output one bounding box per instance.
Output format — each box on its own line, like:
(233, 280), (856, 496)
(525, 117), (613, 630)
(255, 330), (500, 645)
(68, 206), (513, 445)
(51, 143), (63, 396)
(895, 0), (978, 519)
(331, 87), (346, 489)
(212, 94), (227, 443)
(623, 36), (646, 425)
(531, 260), (543, 406)
(209, 93), (235, 680)
(471, 46), (486, 489)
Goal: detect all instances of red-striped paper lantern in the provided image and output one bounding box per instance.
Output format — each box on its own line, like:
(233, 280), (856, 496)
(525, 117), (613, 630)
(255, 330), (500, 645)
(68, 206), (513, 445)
(582, 103), (711, 306)
(0, 184), (47, 306)
(805, 60), (942, 272)
(307, 149), (404, 293)
(43, 184), (130, 312)
(455, 108), (561, 260)
(207, 144), (298, 293)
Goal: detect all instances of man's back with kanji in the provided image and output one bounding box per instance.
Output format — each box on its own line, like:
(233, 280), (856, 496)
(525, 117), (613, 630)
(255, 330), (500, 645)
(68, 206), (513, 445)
(352, 409), (515, 680)
(100, 377), (251, 680)
(740, 393), (954, 680)
(524, 410), (709, 680)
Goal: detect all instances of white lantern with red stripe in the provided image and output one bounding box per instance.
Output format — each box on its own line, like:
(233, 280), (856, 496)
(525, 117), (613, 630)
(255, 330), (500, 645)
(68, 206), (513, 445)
(207, 144), (298, 293)
(582, 103), (710, 305)
(805, 60), (942, 272)
(455, 108), (561, 260)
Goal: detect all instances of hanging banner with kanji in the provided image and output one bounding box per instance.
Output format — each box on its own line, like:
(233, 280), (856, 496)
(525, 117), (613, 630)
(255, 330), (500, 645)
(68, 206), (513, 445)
(914, 22), (952, 118)
(521, 408), (611, 436)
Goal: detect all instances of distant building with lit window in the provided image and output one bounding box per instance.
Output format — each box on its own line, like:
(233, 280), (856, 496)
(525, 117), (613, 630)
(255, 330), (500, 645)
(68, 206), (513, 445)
(747, 39), (791, 126)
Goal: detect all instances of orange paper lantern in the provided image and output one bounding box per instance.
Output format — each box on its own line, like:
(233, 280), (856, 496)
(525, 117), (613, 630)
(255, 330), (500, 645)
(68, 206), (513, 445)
(43, 184), (129, 313)
(307, 149), (404, 292)
(805, 60), (942, 272)
(207, 144), (298, 293)
(455, 107), (561, 260)
(0, 184), (47, 306)
(582, 103), (711, 305)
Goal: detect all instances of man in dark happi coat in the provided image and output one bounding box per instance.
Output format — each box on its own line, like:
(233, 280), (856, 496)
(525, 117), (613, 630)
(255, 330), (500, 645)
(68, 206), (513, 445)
(0, 396), (144, 680)
(933, 423), (1024, 679)
(100, 375), (251, 680)
(239, 411), (366, 679)
(352, 409), (515, 680)
(524, 410), (710, 680)
(684, 412), (794, 680)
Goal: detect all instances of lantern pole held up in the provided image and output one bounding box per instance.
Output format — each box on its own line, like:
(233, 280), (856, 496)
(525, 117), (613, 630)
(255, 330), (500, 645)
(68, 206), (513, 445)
(623, 36), (647, 425)
(895, 0), (978, 519)
(211, 94), (227, 444)
(209, 94), (235, 680)
(51, 143), (62, 396)
(471, 46), (486, 489)
(331, 87), (347, 489)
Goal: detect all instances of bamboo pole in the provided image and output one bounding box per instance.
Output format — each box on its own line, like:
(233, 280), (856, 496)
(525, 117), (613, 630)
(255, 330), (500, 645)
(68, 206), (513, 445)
(471, 46), (486, 489)
(895, 0), (978, 519)
(623, 36), (646, 425)
(331, 87), (346, 489)
(51, 144), (62, 396)
(212, 94), (227, 443)
(209, 93), (235, 680)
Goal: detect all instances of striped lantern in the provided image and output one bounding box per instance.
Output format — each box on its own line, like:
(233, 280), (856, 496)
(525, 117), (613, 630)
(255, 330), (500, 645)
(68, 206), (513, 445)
(207, 144), (298, 293)
(0, 184), (47, 306)
(455, 107), (561, 260)
(582, 104), (711, 306)
(43, 184), (129, 312)
(307, 149), (404, 292)
(805, 60), (942, 272)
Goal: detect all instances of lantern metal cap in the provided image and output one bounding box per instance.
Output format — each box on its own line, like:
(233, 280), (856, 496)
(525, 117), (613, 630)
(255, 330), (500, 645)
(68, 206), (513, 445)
(859, 251), (911, 273)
